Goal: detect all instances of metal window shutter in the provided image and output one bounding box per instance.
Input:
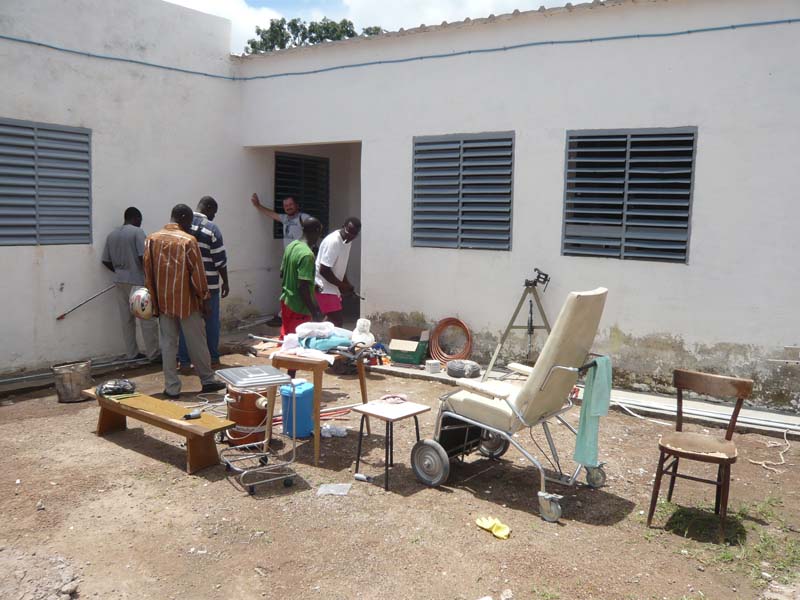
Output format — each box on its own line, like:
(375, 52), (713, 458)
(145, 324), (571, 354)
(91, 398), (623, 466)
(563, 128), (695, 263)
(624, 132), (695, 262)
(274, 152), (330, 238)
(413, 133), (514, 250)
(0, 118), (91, 246)
(412, 139), (461, 248)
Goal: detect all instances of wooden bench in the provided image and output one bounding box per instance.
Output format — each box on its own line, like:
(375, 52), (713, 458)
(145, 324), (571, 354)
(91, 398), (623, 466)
(83, 389), (235, 474)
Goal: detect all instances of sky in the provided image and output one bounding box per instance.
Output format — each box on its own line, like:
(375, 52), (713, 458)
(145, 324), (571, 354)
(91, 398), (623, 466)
(164, 0), (564, 54)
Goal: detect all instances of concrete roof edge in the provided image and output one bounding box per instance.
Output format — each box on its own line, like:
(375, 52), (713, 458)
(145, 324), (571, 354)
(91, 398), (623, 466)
(235, 0), (643, 60)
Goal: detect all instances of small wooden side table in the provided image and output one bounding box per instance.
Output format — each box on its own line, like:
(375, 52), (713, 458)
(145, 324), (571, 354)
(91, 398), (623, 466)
(352, 400), (431, 491)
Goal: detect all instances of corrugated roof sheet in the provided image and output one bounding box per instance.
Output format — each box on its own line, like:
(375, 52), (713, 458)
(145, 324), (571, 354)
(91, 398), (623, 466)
(238, 0), (643, 58)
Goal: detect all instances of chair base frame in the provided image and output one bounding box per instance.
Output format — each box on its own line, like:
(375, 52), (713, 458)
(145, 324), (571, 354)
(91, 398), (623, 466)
(414, 393), (606, 521)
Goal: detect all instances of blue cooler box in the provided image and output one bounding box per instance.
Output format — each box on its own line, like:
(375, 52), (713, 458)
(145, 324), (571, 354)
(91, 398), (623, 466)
(280, 382), (314, 438)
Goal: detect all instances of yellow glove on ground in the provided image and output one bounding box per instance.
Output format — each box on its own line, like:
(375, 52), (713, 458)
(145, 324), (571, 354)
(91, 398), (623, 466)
(475, 516), (511, 539)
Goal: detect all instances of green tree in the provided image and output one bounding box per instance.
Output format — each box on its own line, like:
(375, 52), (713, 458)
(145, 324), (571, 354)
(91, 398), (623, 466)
(361, 26), (385, 36)
(246, 18), (383, 53)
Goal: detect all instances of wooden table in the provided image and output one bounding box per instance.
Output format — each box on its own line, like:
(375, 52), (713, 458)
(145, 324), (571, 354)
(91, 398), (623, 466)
(352, 399), (431, 490)
(259, 348), (371, 466)
(83, 389), (235, 474)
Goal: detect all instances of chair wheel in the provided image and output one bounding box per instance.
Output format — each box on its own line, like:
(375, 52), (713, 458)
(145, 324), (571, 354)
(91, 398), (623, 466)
(539, 496), (562, 523)
(585, 466), (606, 489)
(478, 431), (510, 459)
(411, 439), (450, 487)
(283, 478), (294, 488)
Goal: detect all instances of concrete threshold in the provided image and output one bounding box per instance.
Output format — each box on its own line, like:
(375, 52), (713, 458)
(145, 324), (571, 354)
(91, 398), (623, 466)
(369, 364), (800, 440)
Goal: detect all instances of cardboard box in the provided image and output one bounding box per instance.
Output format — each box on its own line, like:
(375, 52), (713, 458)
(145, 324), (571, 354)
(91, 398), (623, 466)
(388, 327), (430, 365)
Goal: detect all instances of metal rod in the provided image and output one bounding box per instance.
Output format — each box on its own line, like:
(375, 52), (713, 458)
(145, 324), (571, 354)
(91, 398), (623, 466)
(247, 334), (284, 344)
(55, 285), (116, 320)
(0, 356), (149, 387)
(236, 315), (276, 330)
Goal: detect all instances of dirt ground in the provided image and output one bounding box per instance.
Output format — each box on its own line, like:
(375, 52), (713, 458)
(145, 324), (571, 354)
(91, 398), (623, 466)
(1, 354), (798, 600)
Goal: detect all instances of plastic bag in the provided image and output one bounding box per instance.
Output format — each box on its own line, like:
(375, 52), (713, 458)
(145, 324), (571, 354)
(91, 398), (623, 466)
(96, 379), (136, 397)
(320, 424), (347, 438)
(295, 321), (335, 339)
(446, 360), (481, 379)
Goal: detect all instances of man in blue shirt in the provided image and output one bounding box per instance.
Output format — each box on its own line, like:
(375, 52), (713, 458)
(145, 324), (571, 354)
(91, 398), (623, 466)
(178, 196), (229, 368)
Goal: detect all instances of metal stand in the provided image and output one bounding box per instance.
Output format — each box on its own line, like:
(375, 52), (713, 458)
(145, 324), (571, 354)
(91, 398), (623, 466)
(482, 269), (552, 382)
(216, 366), (298, 495)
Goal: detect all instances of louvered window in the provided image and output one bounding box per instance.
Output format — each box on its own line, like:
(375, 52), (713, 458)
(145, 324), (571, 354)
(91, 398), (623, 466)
(0, 117), (92, 246)
(562, 127), (696, 263)
(412, 133), (514, 250)
(274, 152), (330, 238)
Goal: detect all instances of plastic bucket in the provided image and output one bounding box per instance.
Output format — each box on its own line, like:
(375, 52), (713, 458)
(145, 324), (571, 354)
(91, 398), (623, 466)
(52, 360), (92, 403)
(280, 382), (314, 439)
(226, 387), (267, 446)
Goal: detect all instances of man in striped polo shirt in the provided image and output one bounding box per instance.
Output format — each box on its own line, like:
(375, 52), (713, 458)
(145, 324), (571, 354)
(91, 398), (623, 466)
(178, 196), (229, 369)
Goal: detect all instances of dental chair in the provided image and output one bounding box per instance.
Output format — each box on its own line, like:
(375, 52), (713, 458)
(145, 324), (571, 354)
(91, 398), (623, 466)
(410, 287), (608, 522)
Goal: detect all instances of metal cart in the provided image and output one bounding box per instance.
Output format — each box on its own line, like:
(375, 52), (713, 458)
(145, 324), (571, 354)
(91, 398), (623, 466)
(216, 366), (298, 495)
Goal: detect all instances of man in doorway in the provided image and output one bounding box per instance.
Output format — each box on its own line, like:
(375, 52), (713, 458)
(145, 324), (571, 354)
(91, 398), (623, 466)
(251, 193), (311, 247)
(280, 217), (324, 337)
(102, 207), (160, 362)
(251, 193), (311, 326)
(178, 196), (229, 370)
(144, 204), (225, 398)
(315, 217), (361, 327)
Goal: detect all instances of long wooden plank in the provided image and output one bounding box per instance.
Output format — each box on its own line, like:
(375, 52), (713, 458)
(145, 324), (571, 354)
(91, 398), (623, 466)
(85, 389), (234, 437)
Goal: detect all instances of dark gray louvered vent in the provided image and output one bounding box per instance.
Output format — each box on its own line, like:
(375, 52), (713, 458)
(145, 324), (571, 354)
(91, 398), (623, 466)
(0, 117), (92, 246)
(274, 152), (330, 238)
(413, 132), (514, 250)
(562, 127), (696, 263)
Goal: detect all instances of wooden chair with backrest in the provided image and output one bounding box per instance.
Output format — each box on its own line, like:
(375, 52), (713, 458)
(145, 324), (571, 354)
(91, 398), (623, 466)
(646, 369), (753, 534)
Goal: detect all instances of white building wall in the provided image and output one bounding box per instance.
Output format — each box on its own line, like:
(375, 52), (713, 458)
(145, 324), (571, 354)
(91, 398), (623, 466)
(0, 0), (268, 371)
(236, 0), (800, 400)
(1, 0), (798, 402)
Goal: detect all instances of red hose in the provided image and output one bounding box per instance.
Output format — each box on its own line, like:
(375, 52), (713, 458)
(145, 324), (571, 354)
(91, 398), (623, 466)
(429, 317), (473, 364)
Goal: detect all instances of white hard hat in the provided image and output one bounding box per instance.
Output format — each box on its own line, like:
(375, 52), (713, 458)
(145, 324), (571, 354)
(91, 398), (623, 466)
(129, 287), (154, 320)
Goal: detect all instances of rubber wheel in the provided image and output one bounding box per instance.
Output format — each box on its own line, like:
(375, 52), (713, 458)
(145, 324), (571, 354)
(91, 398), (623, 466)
(283, 478), (294, 488)
(539, 497), (562, 523)
(411, 439), (450, 487)
(247, 485), (255, 495)
(259, 456), (270, 466)
(585, 466), (607, 489)
(478, 431), (510, 459)
(224, 463), (231, 472)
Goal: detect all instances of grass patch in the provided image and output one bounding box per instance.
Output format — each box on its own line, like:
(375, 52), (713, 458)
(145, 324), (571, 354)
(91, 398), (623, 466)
(531, 587), (560, 600)
(664, 505), (746, 545)
(654, 497), (800, 587)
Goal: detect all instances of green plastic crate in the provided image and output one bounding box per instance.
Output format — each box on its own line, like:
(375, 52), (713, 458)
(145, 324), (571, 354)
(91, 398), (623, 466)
(389, 340), (429, 365)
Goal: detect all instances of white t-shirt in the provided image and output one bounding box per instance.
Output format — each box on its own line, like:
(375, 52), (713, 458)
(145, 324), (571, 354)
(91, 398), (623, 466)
(315, 230), (352, 297)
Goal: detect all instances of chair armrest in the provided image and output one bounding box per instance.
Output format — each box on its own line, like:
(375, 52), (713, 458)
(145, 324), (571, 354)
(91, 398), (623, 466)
(456, 379), (513, 400)
(506, 362), (534, 376)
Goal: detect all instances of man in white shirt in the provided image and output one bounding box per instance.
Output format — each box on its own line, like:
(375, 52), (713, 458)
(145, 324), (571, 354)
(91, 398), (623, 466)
(315, 217), (361, 327)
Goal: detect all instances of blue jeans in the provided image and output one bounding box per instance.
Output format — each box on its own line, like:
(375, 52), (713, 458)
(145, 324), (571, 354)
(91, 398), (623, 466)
(179, 290), (220, 365)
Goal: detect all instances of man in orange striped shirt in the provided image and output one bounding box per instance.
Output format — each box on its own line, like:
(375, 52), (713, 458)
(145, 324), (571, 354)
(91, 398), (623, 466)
(144, 204), (225, 398)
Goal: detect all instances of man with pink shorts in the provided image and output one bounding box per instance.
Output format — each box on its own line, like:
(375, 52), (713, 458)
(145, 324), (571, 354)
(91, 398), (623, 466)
(315, 217), (361, 327)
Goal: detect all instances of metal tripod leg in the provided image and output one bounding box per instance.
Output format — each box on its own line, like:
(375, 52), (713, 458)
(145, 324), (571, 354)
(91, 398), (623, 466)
(482, 287), (551, 381)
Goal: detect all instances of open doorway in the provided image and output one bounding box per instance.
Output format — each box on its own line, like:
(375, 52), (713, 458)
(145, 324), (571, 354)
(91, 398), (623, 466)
(269, 142), (362, 327)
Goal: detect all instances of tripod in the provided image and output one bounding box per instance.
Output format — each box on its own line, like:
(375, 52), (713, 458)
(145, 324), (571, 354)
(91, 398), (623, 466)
(481, 269), (552, 382)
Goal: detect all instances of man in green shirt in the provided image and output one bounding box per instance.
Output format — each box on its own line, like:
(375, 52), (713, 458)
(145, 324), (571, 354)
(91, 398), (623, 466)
(280, 217), (323, 337)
